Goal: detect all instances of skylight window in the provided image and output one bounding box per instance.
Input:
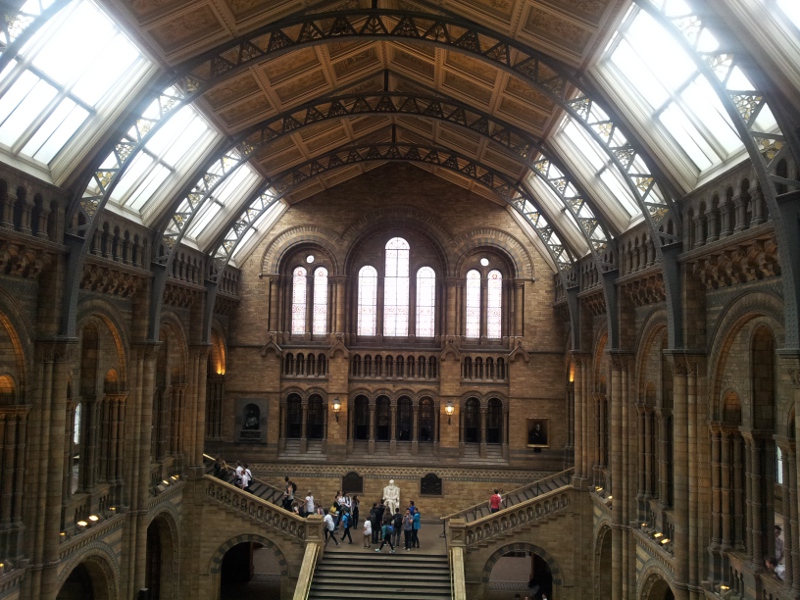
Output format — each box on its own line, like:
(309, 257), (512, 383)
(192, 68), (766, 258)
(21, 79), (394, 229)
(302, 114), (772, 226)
(598, 2), (747, 180)
(0, 0), (149, 167)
(107, 103), (219, 214)
(775, 0), (800, 29)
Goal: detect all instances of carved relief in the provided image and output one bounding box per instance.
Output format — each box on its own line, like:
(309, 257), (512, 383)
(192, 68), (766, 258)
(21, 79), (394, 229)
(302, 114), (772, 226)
(0, 242), (52, 279)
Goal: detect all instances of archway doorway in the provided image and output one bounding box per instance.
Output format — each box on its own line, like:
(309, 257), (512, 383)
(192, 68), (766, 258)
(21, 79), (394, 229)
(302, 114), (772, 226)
(486, 549), (554, 600)
(642, 573), (674, 600)
(145, 515), (176, 600)
(219, 542), (282, 600)
(596, 527), (612, 600)
(57, 557), (115, 600)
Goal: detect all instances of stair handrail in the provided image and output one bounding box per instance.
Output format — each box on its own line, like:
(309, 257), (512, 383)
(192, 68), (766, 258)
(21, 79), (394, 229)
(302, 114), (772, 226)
(448, 484), (572, 550)
(292, 515), (324, 600)
(439, 467), (574, 524)
(203, 453), (286, 505)
(449, 541), (467, 600)
(203, 474), (309, 542)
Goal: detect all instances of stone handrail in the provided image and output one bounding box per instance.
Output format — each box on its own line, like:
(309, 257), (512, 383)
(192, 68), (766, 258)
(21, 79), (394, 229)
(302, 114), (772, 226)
(449, 486), (572, 550)
(204, 475), (308, 542)
(441, 467), (574, 523)
(450, 545), (467, 600)
(203, 453), (285, 504)
(292, 515), (324, 600)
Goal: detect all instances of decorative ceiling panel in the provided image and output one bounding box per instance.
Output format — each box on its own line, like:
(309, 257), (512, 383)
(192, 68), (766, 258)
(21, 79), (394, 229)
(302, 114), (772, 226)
(219, 94), (273, 129)
(262, 47), (320, 85)
(274, 69), (328, 104)
(442, 71), (494, 106)
(148, 5), (225, 54)
(203, 73), (262, 110)
(521, 5), (594, 60)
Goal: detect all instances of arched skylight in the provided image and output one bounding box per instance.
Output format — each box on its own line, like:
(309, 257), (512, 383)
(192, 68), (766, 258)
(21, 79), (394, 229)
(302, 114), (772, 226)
(594, 1), (777, 186)
(0, 0), (150, 172)
(775, 0), (800, 28)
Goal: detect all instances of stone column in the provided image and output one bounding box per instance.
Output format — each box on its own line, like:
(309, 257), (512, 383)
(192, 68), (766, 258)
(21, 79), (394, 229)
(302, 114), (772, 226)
(368, 397), (376, 454)
(0, 188), (14, 228)
(268, 274), (281, 334)
(445, 278), (460, 338)
(720, 428), (732, 551)
(709, 423), (722, 582)
(637, 405), (646, 515)
(609, 354), (623, 600)
(745, 433), (764, 567)
(1, 413), (15, 526)
(670, 354), (690, 600)
(479, 406), (487, 458)
(778, 439), (795, 587)
(572, 354), (585, 481)
(732, 434), (745, 550)
(331, 275), (346, 337)
(644, 408), (653, 499)
(719, 200), (732, 238)
(705, 204), (719, 242)
(390, 399), (397, 455)
(787, 441), (800, 595)
(513, 280), (524, 337)
(300, 399), (308, 454)
(659, 409), (671, 508)
(411, 400), (419, 455)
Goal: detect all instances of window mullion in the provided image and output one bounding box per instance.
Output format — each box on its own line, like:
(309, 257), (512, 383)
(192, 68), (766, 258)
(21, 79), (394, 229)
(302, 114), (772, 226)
(10, 86), (65, 153)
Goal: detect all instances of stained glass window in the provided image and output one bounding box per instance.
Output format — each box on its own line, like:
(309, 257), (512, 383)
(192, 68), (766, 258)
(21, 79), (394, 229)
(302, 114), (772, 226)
(487, 270), (502, 339)
(466, 270), (481, 338)
(416, 266), (435, 338)
(313, 267), (328, 335)
(291, 266), (307, 335)
(358, 266), (378, 336)
(384, 237), (410, 337)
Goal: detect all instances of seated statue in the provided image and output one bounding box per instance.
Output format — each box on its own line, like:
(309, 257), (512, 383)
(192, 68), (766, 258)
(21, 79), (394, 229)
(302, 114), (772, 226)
(383, 479), (400, 514)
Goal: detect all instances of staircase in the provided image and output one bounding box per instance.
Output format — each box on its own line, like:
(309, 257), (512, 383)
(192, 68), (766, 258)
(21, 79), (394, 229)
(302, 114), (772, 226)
(202, 454), (285, 506)
(309, 550), (451, 599)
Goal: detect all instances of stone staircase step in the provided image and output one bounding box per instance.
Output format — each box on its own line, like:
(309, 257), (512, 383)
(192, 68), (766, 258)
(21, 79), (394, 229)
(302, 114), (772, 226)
(310, 550), (450, 600)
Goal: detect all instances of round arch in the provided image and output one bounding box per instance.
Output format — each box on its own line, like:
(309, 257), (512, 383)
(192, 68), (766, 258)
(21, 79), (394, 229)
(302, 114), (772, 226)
(261, 225), (342, 276)
(56, 543), (119, 600)
(639, 568), (675, 600)
(75, 299), (130, 387)
(480, 542), (564, 590)
(451, 228), (534, 280)
(146, 508), (181, 600)
(208, 533), (290, 577)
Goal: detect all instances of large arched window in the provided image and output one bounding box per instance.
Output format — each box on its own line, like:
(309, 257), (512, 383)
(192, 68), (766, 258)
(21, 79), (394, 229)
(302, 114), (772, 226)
(376, 396), (390, 441)
(416, 266), (436, 337)
(397, 397), (412, 441)
(487, 270), (502, 339)
(419, 397), (435, 442)
(291, 267), (307, 335)
(383, 237), (410, 336)
(465, 270), (481, 338)
(464, 398), (481, 443)
(286, 394), (302, 439)
(313, 267), (328, 335)
(358, 266), (378, 336)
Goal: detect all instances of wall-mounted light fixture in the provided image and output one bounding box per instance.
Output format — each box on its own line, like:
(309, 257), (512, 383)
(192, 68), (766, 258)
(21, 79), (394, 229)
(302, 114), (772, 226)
(332, 397), (341, 422)
(445, 400), (455, 425)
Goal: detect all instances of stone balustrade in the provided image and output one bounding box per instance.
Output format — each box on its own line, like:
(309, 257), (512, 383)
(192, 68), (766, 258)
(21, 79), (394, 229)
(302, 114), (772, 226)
(449, 486), (572, 550)
(204, 475), (307, 542)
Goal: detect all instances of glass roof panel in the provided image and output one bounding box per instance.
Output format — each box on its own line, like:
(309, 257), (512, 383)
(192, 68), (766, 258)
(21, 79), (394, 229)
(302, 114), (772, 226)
(776, 0), (800, 27)
(601, 3), (746, 179)
(0, 0), (150, 168)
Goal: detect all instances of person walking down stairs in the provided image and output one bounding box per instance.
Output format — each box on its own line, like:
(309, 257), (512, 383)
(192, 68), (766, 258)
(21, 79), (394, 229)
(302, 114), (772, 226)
(323, 510), (340, 547)
(375, 521), (395, 553)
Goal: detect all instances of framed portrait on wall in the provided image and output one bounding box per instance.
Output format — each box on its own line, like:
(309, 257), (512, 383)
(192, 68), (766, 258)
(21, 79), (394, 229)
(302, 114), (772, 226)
(527, 418), (549, 447)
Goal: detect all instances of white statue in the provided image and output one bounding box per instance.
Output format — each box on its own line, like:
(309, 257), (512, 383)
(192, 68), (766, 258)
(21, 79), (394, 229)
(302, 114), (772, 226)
(383, 479), (400, 514)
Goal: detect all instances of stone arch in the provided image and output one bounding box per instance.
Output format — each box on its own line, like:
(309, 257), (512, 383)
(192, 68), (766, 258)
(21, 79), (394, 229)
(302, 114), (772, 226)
(340, 205), (453, 272)
(56, 542), (120, 600)
(480, 542), (564, 589)
(638, 567), (675, 600)
(260, 224), (342, 276)
(0, 286), (34, 395)
(75, 299), (129, 386)
(209, 322), (227, 376)
(208, 533), (290, 577)
(451, 227), (534, 279)
(146, 507), (180, 600)
(594, 523), (613, 600)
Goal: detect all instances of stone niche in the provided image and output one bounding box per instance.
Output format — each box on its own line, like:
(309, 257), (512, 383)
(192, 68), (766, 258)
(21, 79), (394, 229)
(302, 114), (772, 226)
(236, 398), (267, 442)
(342, 471), (363, 494)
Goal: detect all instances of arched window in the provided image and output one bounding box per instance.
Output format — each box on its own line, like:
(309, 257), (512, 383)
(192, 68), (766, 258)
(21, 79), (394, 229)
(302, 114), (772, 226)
(358, 266), (378, 336)
(397, 397), (412, 441)
(313, 267), (328, 335)
(487, 398), (503, 444)
(286, 395), (302, 438)
(384, 237), (410, 336)
(376, 396), (390, 441)
(487, 270), (502, 339)
(466, 270), (481, 338)
(353, 396), (369, 440)
(416, 266), (435, 337)
(464, 398), (480, 443)
(419, 398), (434, 442)
(307, 395), (324, 439)
(291, 266), (307, 335)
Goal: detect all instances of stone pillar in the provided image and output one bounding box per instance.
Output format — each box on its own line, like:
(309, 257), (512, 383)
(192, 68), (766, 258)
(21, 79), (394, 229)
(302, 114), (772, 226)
(719, 200), (732, 238)
(268, 274), (281, 334)
(778, 439), (795, 587)
(687, 361), (699, 590)
(368, 397), (376, 454)
(720, 429), (732, 551)
(513, 280), (524, 337)
(572, 354), (585, 481)
(708, 423), (722, 581)
(37, 201), (50, 239)
(390, 399), (397, 454)
(733, 196), (746, 233)
(637, 406), (646, 511)
(39, 340), (75, 600)
(644, 408), (653, 499)
(609, 354), (624, 600)
(659, 409), (671, 508)
(411, 401), (419, 455)
(705, 204), (719, 243)
(0, 189), (14, 228)
(732, 434), (745, 550)
(331, 275), (346, 336)
(787, 441), (800, 595)
(300, 399), (308, 454)
(670, 354), (690, 600)
(445, 278), (459, 338)
(479, 406), (487, 458)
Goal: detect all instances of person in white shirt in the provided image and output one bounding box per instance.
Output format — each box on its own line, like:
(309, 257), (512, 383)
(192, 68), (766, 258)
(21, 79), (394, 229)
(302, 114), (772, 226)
(239, 468), (251, 492)
(234, 462), (243, 485)
(323, 510), (339, 547)
(362, 518), (372, 548)
(305, 491), (315, 517)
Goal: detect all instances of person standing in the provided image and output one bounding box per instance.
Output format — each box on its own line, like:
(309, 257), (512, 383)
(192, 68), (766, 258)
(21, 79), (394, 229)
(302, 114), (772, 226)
(234, 462), (243, 486)
(402, 508), (414, 551)
(283, 476), (296, 511)
(304, 490), (315, 517)
(412, 507), (421, 548)
(775, 525), (785, 564)
(351, 494), (360, 528)
(341, 509), (354, 544)
(323, 510), (339, 547)
(370, 503), (380, 544)
(240, 466), (251, 492)
(362, 517), (372, 548)
(490, 489), (503, 513)
(391, 508), (403, 548)
(375, 520), (395, 553)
